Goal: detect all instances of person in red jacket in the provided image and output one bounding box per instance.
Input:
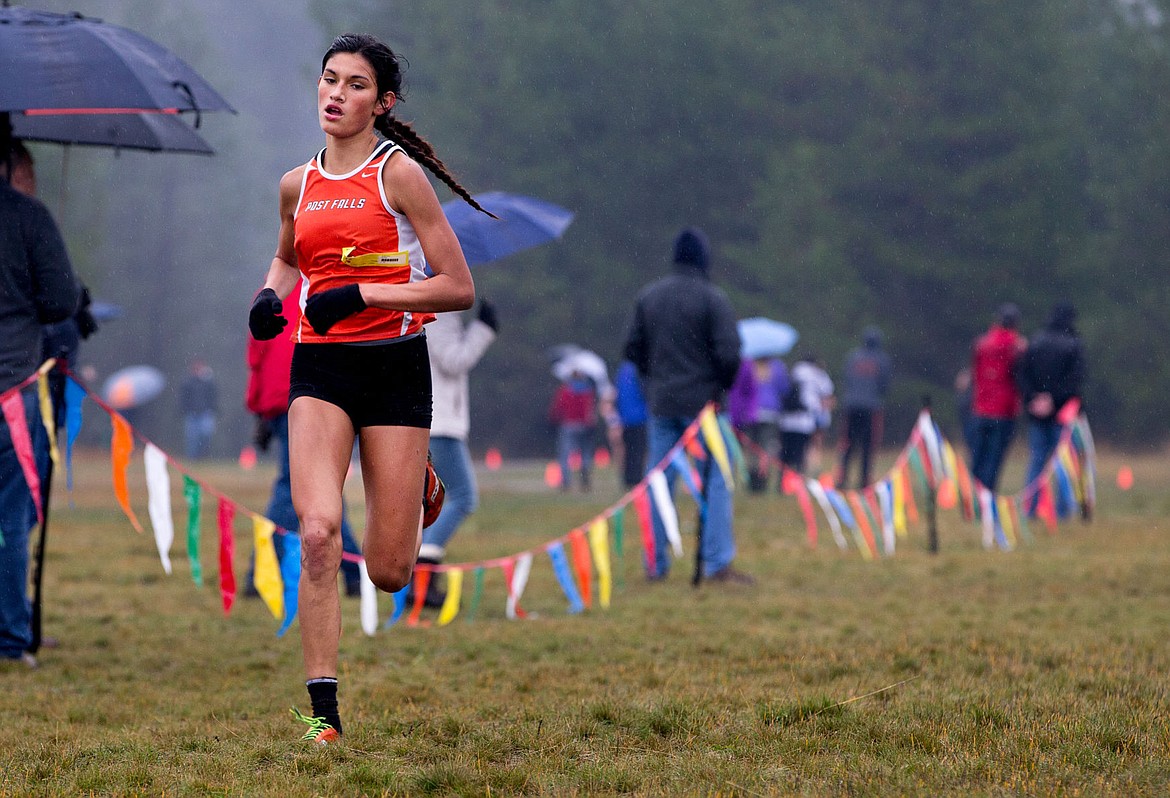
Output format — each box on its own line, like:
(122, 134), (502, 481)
(245, 280), (362, 597)
(549, 372), (598, 492)
(967, 303), (1026, 492)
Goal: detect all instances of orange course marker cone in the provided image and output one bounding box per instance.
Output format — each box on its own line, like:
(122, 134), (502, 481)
(485, 447), (503, 471)
(545, 461), (562, 488)
(239, 445), (257, 470)
(1116, 466), (1134, 491)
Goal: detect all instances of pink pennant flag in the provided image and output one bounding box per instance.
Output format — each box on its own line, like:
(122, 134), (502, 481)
(217, 497), (236, 614)
(632, 488), (656, 575)
(782, 469), (818, 546)
(0, 392), (42, 524)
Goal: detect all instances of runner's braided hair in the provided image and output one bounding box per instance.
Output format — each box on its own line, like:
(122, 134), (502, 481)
(323, 34), (494, 218)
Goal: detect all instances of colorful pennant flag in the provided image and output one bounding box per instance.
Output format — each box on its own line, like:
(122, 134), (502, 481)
(183, 476), (203, 586)
(110, 413), (141, 532)
(143, 443), (174, 574)
(437, 569), (463, 626)
(251, 515), (283, 620)
(588, 518), (612, 608)
(217, 497), (236, 614)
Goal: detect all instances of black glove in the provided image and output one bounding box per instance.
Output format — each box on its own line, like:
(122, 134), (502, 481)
(249, 288), (287, 341)
(304, 284), (366, 335)
(477, 299), (499, 332)
(75, 285), (99, 339)
(253, 416), (275, 452)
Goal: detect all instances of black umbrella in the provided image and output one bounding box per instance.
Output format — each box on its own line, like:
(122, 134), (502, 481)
(11, 109), (214, 154)
(0, 5), (232, 157)
(0, 6), (234, 114)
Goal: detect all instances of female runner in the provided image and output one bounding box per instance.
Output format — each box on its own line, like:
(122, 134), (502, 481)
(248, 33), (487, 743)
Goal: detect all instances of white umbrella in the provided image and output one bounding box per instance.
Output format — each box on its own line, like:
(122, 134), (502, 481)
(551, 347), (612, 395)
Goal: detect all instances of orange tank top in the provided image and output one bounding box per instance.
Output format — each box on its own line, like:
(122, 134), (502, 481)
(292, 140), (434, 343)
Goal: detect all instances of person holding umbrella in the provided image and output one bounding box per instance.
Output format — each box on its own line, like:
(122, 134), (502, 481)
(0, 140), (80, 669)
(246, 33), (482, 743)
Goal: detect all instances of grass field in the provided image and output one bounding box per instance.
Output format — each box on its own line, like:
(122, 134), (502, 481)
(2, 442), (1168, 796)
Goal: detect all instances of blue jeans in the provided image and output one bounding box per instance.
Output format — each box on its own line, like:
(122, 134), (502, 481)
(647, 415), (736, 579)
(969, 416), (1015, 493)
(1025, 418), (1063, 515)
(184, 411), (216, 460)
(420, 436), (478, 558)
(0, 391), (41, 658)
(248, 415), (361, 589)
(556, 423), (594, 489)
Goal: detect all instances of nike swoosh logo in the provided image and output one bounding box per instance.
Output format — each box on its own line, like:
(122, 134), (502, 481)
(361, 171), (376, 178)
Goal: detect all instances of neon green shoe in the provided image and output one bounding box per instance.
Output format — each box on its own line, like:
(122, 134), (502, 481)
(291, 707), (341, 745)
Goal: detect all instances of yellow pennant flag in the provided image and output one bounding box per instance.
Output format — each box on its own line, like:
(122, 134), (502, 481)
(36, 372), (60, 469)
(698, 407), (734, 490)
(251, 516), (283, 620)
(996, 496), (1017, 548)
(437, 569), (463, 626)
(588, 518), (612, 608)
(891, 466), (908, 538)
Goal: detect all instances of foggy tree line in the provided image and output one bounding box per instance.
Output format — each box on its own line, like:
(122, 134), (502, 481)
(28, 0), (1170, 455)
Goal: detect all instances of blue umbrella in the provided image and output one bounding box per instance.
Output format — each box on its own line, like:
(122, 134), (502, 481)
(442, 192), (574, 266)
(737, 317), (799, 360)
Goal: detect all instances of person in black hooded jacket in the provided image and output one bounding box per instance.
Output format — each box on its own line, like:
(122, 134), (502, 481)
(623, 227), (753, 586)
(1018, 301), (1085, 508)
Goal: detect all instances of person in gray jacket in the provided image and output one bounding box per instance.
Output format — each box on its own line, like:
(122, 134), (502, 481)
(624, 227), (753, 585)
(836, 326), (893, 489)
(413, 300), (499, 607)
(0, 141), (80, 667)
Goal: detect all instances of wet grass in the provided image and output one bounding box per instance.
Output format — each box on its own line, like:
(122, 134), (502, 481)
(1, 446), (1169, 795)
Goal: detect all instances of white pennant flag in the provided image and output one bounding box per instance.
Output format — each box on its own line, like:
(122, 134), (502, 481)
(805, 478), (848, 550)
(648, 470), (684, 557)
(506, 553), (533, 620)
(143, 443), (174, 574)
(979, 487), (996, 550)
(875, 481), (896, 555)
(358, 561), (378, 636)
(916, 411), (946, 483)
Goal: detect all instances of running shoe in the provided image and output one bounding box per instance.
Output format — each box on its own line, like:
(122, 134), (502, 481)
(291, 707), (341, 745)
(422, 451), (446, 528)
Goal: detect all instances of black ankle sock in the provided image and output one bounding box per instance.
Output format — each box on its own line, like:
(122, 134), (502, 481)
(306, 677), (343, 734)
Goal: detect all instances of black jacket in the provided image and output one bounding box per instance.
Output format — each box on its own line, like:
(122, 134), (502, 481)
(623, 264), (741, 418)
(1018, 324), (1085, 421)
(0, 183), (79, 392)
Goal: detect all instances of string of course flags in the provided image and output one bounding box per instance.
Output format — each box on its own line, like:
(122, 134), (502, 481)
(0, 363), (1095, 637)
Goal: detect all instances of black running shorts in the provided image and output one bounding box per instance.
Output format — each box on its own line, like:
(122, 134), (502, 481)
(289, 335), (432, 429)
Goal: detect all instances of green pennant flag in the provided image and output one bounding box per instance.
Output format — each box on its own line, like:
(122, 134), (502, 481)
(464, 567), (485, 622)
(907, 446), (930, 495)
(183, 475), (203, 586)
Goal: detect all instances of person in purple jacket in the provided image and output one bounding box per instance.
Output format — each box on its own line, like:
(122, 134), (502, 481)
(728, 356), (788, 492)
